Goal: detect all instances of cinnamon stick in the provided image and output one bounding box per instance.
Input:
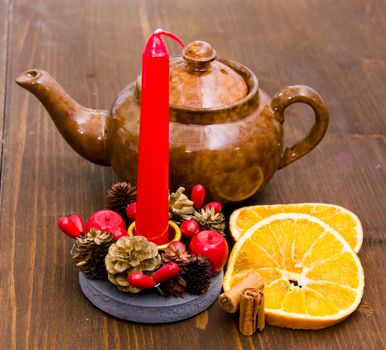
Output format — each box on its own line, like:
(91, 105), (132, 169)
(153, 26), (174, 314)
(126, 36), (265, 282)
(239, 288), (265, 336)
(257, 293), (265, 332)
(218, 272), (264, 313)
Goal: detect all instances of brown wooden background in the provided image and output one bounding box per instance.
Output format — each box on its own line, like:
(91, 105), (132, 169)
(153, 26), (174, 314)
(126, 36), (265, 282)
(0, 0), (385, 349)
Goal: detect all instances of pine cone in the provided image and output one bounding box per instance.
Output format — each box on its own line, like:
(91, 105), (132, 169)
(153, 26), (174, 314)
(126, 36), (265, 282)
(71, 228), (114, 279)
(105, 181), (136, 219)
(161, 244), (191, 267)
(194, 208), (226, 234)
(158, 274), (187, 297)
(168, 187), (195, 224)
(184, 254), (212, 295)
(105, 236), (161, 293)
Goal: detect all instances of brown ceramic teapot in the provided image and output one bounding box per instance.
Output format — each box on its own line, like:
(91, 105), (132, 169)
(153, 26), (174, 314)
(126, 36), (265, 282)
(16, 40), (328, 203)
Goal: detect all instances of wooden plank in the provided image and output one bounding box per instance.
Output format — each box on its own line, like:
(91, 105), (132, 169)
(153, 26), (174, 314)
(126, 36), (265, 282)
(249, 132), (386, 234)
(0, 0), (385, 349)
(0, 0), (10, 344)
(0, 0), (9, 175)
(232, 133), (386, 349)
(0, 129), (384, 350)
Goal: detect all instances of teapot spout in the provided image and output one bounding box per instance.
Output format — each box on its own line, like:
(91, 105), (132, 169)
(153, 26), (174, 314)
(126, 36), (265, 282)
(16, 69), (110, 166)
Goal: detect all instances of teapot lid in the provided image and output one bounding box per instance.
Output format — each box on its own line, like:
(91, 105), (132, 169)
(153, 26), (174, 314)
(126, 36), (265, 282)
(170, 41), (248, 109)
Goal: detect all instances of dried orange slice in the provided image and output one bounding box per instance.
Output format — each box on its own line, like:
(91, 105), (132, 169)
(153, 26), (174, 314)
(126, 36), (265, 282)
(230, 203), (363, 252)
(224, 213), (364, 330)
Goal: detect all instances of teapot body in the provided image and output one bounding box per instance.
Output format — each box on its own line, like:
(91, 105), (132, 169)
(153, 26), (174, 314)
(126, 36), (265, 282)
(108, 59), (284, 203)
(16, 43), (328, 199)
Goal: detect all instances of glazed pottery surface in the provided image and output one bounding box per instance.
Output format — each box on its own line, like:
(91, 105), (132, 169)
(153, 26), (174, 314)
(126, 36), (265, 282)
(16, 40), (329, 202)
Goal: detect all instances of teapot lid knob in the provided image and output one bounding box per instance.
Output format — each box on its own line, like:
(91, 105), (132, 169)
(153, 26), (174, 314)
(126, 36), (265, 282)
(183, 41), (217, 71)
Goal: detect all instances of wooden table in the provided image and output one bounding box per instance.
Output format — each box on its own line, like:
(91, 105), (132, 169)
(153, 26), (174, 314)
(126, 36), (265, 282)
(1, 0), (385, 349)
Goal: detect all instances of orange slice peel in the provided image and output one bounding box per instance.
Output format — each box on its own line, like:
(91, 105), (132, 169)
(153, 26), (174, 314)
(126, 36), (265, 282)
(224, 213), (365, 330)
(230, 203), (363, 252)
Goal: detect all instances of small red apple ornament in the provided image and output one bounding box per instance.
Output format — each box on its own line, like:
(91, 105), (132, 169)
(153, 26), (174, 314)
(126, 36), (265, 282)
(126, 202), (137, 221)
(180, 220), (200, 239)
(85, 210), (126, 232)
(203, 201), (222, 213)
(189, 230), (228, 274)
(109, 226), (127, 241)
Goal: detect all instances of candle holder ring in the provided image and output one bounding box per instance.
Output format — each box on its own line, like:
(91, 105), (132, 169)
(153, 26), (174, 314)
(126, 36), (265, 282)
(127, 220), (181, 250)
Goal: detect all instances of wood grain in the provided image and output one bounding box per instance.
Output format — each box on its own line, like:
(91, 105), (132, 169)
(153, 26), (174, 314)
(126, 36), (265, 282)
(0, 0), (9, 166)
(0, 0), (385, 349)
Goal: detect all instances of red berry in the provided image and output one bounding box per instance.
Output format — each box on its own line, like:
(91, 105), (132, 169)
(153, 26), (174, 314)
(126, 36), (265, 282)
(152, 263), (180, 283)
(168, 241), (186, 252)
(204, 201), (222, 213)
(58, 216), (82, 239)
(180, 220), (200, 239)
(109, 226), (127, 241)
(126, 202), (137, 221)
(69, 214), (85, 233)
(85, 210), (126, 232)
(128, 272), (155, 289)
(191, 184), (205, 209)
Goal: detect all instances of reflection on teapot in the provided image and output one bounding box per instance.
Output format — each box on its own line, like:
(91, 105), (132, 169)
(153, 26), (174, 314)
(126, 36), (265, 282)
(16, 40), (328, 203)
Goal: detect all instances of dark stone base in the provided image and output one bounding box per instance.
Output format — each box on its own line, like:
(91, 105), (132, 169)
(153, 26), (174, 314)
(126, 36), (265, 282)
(78, 270), (223, 323)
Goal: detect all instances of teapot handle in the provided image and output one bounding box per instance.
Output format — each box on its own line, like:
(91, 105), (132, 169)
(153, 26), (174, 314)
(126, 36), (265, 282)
(271, 85), (329, 169)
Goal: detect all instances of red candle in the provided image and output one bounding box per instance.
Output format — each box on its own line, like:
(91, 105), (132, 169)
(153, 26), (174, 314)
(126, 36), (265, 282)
(136, 29), (184, 245)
